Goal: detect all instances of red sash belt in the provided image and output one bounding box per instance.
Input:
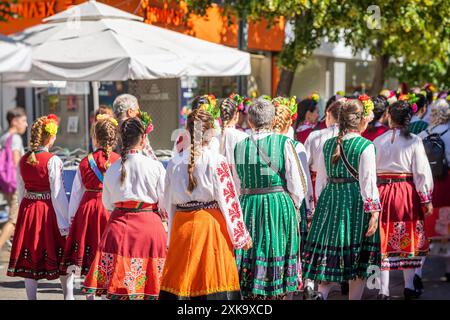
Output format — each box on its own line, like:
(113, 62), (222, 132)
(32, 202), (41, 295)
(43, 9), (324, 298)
(114, 201), (158, 211)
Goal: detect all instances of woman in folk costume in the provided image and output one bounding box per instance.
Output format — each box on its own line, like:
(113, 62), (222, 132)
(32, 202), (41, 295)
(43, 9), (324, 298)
(83, 117), (167, 300)
(419, 98), (450, 282)
(302, 97), (381, 300)
(159, 108), (252, 300)
(402, 92), (429, 134)
(304, 99), (342, 204)
(314, 91), (345, 131)
(7, 115), (72, 300)
(295, 93), (320, 144)
(362, 96), (389, 141)
(374, 100), (433, 300)
(272, 96), (316, 299)
(217, 94), (248, 170)
(61, 115), (120, 299)
(234, 98), (307, 300)
(174, 95), (220, 154)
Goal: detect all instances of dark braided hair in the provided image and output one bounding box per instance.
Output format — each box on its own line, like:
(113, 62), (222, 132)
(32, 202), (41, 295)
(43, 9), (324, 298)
(295, 97), (319, 129)
(191, 95), (211, 111)
(413, 93), (427, 115)
(219, 97), (239, 153)
(366, 96), (388, 133)
(388, 100), (413, 139)
(119, 118), (145, 184)
(332, 99), (364, 164)
(186, 109), (214, 192)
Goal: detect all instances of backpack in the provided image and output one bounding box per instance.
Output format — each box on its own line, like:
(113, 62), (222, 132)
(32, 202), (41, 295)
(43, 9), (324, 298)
(422, 128), (449, 178)
(0, 134), (17, 194)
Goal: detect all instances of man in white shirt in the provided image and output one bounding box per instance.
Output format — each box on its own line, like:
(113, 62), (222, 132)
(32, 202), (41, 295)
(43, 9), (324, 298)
(0, 108), (27, 254)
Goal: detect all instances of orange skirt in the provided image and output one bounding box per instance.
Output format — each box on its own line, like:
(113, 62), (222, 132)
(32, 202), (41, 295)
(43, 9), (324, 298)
(159, 208), (241, 300)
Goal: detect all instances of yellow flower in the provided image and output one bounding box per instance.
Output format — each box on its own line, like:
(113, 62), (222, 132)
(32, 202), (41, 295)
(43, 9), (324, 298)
(96, 114), (110, 121)
(45, 122), (58, 136)
(109, 118), (118, 127)
(311, 93), (320, 102)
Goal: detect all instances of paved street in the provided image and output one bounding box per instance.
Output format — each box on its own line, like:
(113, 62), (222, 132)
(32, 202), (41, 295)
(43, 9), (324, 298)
(0, 246), (449, 300)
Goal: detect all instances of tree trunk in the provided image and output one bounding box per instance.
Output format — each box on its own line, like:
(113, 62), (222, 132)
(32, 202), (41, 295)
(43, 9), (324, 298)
(369, 54), (389, 96)
(276, 68), (295, 96)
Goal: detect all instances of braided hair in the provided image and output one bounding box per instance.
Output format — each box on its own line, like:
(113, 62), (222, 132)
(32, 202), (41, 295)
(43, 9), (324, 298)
(27, 116), (52, 165)
(332, 99), (364, 164)
(191, 95), (211, 111)
(219, 97), (239, 153)
(273, 104), (291, 133)
(389, 100), (413, 139)
(119, 118), (145, 184)
(186, 108), (214, 193)
(366, 96), (388, 133)
(94, 119), (119, 169)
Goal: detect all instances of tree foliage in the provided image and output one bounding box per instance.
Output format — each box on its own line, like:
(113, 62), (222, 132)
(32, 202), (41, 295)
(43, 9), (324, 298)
(180, 0), (450, 90)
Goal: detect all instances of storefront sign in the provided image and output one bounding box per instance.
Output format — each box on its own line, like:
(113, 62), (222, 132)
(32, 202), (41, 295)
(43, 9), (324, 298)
(4, 0), (73, 20)
(139, 0), (186, 26)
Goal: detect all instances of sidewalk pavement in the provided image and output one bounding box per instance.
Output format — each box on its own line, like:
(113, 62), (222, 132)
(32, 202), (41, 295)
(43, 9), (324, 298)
(0, 247), (449, 300)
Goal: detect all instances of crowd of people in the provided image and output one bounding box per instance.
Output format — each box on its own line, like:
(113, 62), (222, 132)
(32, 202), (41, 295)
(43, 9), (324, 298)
(0, 84), (449, 301)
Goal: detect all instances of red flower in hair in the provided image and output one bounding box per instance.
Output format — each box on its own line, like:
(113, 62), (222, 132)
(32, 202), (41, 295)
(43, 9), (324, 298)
(47, 114), (59, 124)
(358, 94), (370, 102)
(291, 112), (298, 121)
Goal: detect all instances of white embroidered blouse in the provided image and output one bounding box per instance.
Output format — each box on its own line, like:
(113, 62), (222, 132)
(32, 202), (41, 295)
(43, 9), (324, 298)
(374, 129), (434, 203)
(216, 127), (248, 166)
(102, 151), (166, 212)
(304, 124), (339, 173)
(315, 132), (381, 213)
(16, 149), (70, 236)
(164, 147), (251, 249)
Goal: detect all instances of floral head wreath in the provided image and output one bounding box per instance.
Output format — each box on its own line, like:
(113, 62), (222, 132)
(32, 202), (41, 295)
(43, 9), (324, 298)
(335, 91), (345, 100)
(96, 114), (118, 127)
(199, 94), (220, 120)
(261, 95), (272, 101)
(407, 93), (419, 113)
(229, 93), (244, 112)
(139, 111), (154, 135)
(358, 94), (374, 117)
(273, 96), (298, 121)
(43, 114), (59, 136)
(308, 93), (320, 102)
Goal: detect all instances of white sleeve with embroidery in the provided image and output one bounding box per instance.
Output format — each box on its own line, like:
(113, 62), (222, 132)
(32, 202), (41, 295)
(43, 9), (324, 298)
(48, 156), (70, 236)
(67, 168), (85, 224)
(213, 158), (251, 249)
(16, 165), (25, 204)
(284, 140), (306, 209)
(155, 163), (168, 230)
(314, 148), (328, 199)
(412, 138), (434, 203)
(295, 142), (315, 218)
(358, 144), (381, 213)
(304, 133), (314, 166)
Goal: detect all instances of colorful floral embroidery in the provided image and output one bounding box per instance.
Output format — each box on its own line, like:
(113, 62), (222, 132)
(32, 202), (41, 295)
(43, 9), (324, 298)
(93, 253), (114, 287)
(388, 222), (407, 251)
(156, 258), (165, 283)
(363, 198), (381, 213)
(418, 190), (432, 203)
(414, 220), (426, 249)
(124, 258), (148, 293)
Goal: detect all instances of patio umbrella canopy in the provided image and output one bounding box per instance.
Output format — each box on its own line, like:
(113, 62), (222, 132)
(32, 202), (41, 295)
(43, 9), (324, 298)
(4, 0), (251, 82)
(0, 34), (32, 73)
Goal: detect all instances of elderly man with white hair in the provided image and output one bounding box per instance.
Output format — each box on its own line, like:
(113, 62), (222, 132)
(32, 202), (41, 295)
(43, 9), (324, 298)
(112, 93), (157, 160)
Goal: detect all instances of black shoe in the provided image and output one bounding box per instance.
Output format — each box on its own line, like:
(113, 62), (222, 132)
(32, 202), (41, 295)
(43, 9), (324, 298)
(377, 294), (389, 300)
(303, 287), (324, 300)
(413, 274), (424, 295)
(404, 288), (421, 300)
(340, 281), (349, 295)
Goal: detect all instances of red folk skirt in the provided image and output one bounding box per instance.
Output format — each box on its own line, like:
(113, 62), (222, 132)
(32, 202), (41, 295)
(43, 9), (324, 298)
(378, 174), (429, 270)
(82, 202), (167, 300)
(426, 171), (450, 257)
(7, 193), (66, 280)
(61, 190), (110, 276)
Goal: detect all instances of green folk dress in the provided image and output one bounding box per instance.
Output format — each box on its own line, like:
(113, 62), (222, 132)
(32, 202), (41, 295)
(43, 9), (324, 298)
(234, 133), (300, 298)
(302, 135), (381, 283)
(409, 120), (428, 135)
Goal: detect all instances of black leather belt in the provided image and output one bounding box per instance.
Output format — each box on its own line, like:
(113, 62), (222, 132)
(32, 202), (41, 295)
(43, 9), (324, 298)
(327, 177), (358, 184)
(240, 186), (287, 195)
(176, 201), (219, 211)
(377, 177), (414, 184)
